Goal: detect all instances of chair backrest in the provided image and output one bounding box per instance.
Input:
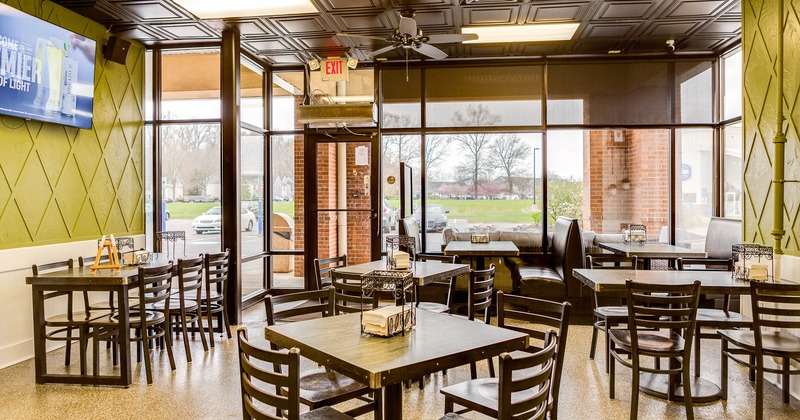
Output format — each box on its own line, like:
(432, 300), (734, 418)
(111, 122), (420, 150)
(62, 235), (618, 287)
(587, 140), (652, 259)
(468, 264), (496, 321)
(416, 254), (456, 264)
(498, 331), (559, 420)
(676, 257), (733, 271)
(625, 280), (701, 356)
(177, 256), (204, 307)
(136, 263), (174, 314)
(401, 217), (421, 254)
(32, 259), (78, 308)
(237, 327), (302, 420)
(330, 277), (379, 315)
(264, 289), (329, 327)
(704, 217), (741, 259)
(749, 281), (800, 350)
(78, 255), (110, 267)
(586, 255), (637, 270)
(313, 255), (347, 290)
(497, 292), (571, 418)
(204, 249), (230, 299)
(550, 217), (585, 298)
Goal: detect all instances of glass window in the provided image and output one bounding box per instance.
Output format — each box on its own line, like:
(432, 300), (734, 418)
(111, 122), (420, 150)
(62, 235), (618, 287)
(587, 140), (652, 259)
(271, 134), (303, 287)
(676, 61), (713, 124)
(272, 71), (304, 131)
(426, 65), (543, 127)
(546, 131), (582, 230)
(145, 51), (153, 121)
(382, 135), (421, 249)
(241, 258), (266, 299)
(676, 128), (714, 249)
(583, 129), (670, 241)
(241, 57), (264, 128)
(723, 122), (743, 218)
(724, 50), (743, 120)
(425, 133), (542, 253)
(382, 68), (421, 128)
(160, 123), (221, 255)
(241, 128), (264, 256)
(160, 49), (221, 120)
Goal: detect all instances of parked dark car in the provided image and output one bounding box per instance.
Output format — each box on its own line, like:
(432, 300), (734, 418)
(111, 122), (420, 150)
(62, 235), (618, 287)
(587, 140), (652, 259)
(413, 204), (448, 232)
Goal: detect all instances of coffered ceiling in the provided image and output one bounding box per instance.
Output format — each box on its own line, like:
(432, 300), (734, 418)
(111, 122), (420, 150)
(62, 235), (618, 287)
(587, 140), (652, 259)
(52, 0), (741, 66)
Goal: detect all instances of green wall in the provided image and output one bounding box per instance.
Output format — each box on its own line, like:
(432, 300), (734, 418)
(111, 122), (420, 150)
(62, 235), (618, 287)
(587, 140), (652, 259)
(743, 0), (800, 255)
(0, 0), (145, 250)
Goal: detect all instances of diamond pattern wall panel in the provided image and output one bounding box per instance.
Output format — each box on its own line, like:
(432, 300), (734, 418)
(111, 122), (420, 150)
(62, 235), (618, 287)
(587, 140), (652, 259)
(742, 0), (800, 255)
(0, 0), (145, 250)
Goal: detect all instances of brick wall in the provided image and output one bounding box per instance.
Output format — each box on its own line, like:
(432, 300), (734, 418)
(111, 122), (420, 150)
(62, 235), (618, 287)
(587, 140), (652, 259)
(346, 142), (373, 264)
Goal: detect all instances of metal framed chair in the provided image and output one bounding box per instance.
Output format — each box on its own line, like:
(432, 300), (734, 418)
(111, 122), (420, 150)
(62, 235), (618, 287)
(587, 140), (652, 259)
(586, 255), (637, 373)
(200, 250), (232, 347)
(264, 290), (382, 418)
(237, 327), (355, 420)
(719, 281), (800, 420)
(608, 280), (701, 420)
(158, 256), (208, 363)
(465, 264), (496, 379)
(441, 330), (558, 420)
(329, 276), (380, 315)
(414, 254), (458, 314)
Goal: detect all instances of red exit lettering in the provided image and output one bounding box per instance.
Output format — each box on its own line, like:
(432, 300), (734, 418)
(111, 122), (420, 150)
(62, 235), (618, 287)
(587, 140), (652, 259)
(325, 60), (343, 75)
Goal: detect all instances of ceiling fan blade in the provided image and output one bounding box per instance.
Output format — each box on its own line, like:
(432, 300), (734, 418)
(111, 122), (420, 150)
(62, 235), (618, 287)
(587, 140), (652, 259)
(414, 43), (447, 60)
(399, 16), (417, 37)
(336, 33), (390, 42)
(427, 33), (479, 44)
(367, 45), (398, 58)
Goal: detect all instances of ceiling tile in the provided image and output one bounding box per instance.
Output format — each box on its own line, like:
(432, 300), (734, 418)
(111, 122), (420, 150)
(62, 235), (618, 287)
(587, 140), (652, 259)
(118, 1), (180, 19)
(647, 21), (699, 36)
(528, 3), (588, 22)
(464, 7), (519, 24)
(667, 1), (726, 17)
(159, 24), (216, 38)
(585, 23), (638, 38)
(272, 16), (329, 34)
(596, 1), (658, 19)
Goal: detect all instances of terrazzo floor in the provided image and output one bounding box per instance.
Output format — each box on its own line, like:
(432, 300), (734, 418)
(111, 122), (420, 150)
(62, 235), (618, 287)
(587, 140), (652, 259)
(1, 305), (799, 420)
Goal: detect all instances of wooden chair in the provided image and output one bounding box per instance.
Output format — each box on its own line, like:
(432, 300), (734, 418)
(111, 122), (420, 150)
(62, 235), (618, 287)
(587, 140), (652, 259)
(463, 264), (496, 379)
(677, 258), (751, 378)
(157, 256), (208, 363)
(441, 330), (558, 420)
(329, 276), (379, 315)
(496, 291), (571, 420)
(32, 259), (97, 374)
(264, 290), (382, 418)
(609, 280), (701, 420)
(414, 254), (458, 314)
(586, 255), (637, 373)
(314, 255), (347, 291)
(200, 250), (232, 347)
(237, 327), (355, 420)
(719, 281), (800, 420)
(89, 263), (177, 384)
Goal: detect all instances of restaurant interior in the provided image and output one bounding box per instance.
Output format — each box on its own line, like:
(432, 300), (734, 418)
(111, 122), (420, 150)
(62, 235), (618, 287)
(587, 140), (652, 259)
(1, 0), (799, 419)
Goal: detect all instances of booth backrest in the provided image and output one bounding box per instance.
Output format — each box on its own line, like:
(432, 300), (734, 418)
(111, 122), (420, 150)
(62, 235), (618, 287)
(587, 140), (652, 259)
(401, 216), (422, 254)
(705, 217), (741, 259)
(442, 228), (550, 253)
(550, 217), (585, 297)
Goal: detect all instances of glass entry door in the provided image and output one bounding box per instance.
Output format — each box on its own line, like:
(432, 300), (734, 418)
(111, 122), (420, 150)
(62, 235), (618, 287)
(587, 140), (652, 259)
(305, 135), (380, 288)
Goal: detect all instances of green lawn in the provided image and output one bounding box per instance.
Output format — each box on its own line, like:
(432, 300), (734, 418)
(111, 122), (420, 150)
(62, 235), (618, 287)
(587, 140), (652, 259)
(165, 202), (219, 219)
(386, 198), (539, 223)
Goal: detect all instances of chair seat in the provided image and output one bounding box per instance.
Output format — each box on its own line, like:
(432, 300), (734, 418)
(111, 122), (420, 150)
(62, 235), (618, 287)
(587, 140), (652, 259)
(696, 308), (751, 326)
(298, 368), (371, 406)
(300, 406), (355, 420)
(594, 305), (629, 319)
(152, 300), (199, 312)
(46, 310), (110, 325)
(416, 302), (450, 313)
(610, 329), (685, 353)
(718, 330), (800, 354)
(440, 377), (537, 413)
(90, 310), (165, 327)
(183, 290), (222, 301)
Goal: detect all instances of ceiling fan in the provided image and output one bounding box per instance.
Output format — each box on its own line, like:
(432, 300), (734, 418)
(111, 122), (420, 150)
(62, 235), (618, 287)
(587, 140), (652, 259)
(337, 10), (478, 60)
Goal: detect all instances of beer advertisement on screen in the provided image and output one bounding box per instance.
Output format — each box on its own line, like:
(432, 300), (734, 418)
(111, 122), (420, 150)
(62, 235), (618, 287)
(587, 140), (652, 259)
(0, 3), (96, 129)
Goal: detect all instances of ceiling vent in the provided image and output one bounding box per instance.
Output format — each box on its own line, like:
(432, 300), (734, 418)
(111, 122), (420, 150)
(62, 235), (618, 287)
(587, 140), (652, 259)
(296, 103), (375, 124)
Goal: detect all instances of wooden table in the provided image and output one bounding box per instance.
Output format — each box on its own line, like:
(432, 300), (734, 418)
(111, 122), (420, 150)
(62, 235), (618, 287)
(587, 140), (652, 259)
(443, 240), (520, 270)
(598, 242), (707, 269)
(265, 310), (528, 420)
(26, 266), (143, 387)
(332, 258), (470, 285)
(573, 268), (749, 403)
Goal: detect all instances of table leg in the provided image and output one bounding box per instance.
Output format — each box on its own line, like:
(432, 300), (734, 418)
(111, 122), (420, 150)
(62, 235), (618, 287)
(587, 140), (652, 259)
(117, 285), (132, 387)
(383, 383), (403, 420)
(475, 256), (486, 270)
(643, 258), (652, 270)
(32, 287), (47, 384)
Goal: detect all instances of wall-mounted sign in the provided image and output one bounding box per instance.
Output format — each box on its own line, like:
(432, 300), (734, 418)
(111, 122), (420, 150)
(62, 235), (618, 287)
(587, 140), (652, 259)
(387, 175), (396, 185)
(355, 145), (369, 165)
(321, 59), (348, 81)
(681, 163), (692, 181)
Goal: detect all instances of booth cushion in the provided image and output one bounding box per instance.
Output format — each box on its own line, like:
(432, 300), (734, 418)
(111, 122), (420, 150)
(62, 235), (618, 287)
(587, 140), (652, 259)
(705, 217), (741, 259)
(517, 266), (566, 297)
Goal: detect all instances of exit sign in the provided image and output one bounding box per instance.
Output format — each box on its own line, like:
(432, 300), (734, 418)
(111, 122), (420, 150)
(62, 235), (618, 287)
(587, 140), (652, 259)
(321, 59), (348, 81)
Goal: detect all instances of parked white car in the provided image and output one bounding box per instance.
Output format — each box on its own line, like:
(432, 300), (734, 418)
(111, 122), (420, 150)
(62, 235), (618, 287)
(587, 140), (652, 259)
(192, 206), (256, 234)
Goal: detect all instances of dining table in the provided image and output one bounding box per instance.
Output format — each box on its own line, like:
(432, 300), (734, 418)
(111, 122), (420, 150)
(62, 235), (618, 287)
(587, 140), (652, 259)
(26, 265), (145, 386)
(331, 257), (470, 286)
(443, 240), (520, 270)
(573, 268), (750, 403)
(265, 309), (528, 420)
(598, 242), (707, 269)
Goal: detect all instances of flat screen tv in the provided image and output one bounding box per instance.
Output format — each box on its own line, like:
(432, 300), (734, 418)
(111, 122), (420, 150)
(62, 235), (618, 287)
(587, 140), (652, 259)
(0, 3), (96, 129)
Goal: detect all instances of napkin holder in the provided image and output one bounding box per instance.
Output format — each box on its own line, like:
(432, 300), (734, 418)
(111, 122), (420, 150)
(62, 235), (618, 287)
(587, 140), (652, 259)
(122, 249), (153, 266)
(471, 234), (490, 243)
(361, 305), (414, 337)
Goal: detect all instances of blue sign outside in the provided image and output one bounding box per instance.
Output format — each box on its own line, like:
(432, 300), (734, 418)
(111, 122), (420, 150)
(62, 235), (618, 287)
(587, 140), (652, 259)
(681, 164), (692, 181)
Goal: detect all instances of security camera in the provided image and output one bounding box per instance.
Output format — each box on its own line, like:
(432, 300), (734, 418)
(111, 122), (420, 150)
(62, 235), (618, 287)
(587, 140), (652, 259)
(665, 40), (676, 53)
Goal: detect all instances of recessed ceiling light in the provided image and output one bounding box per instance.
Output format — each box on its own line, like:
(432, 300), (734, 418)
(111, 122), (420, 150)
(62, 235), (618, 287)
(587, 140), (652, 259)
(462, 23), (580, 43)
(174, 0), (317, 19)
